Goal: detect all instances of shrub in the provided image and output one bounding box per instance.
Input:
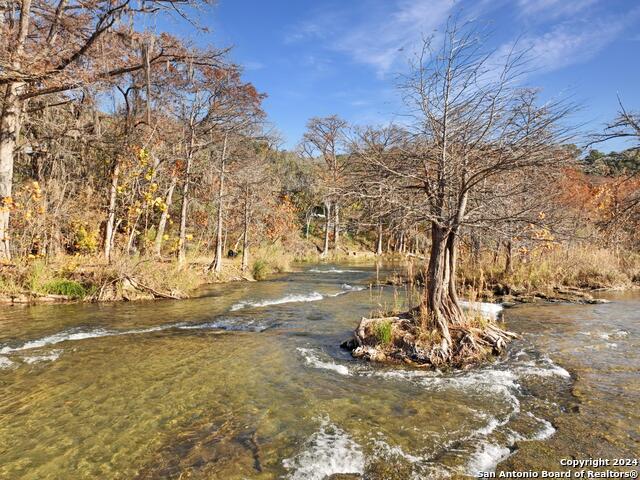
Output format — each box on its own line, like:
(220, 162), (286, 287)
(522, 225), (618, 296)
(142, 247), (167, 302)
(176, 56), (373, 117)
(251, 259), (269, 280)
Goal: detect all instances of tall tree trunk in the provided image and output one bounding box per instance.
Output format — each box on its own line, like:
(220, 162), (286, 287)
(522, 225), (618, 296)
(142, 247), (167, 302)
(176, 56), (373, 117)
(505, 239), (513, 274)
(492, 240), (502, 266)
(376, 220), (383, 255)
(424, 223), (465, 357)
(241, 190), (249, 273)
(103, 158), (120, 262)
(210, 134), (228, 273)
(305, 211), (311, 239)
(153, 174), (177, 257)
(0, 86), (22, 261)
(177, 154), (191, 264)
(0, 0), (31, 261)
(177, 131), (195, 264)
(321, 201), (331, 257)
(126, 213), (141, 255)
(333, 202), (339, 251)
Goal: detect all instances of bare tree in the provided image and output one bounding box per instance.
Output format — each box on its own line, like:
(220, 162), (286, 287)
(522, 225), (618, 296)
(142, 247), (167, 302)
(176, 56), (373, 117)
(353, 20), (574, 361)
(301, 115), (348, 255)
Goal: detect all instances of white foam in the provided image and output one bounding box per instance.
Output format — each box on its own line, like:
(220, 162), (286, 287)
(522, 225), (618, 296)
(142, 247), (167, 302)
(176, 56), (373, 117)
(0, 324), (183, 354)
(297, 348), (350, 376)
(466, 442), (511, 474)
(0, 356), (15, 369)
(231, 292), (324, 311)
(514, 359), (571, 379)
(600, 330), (628, 340)
(22, 349), (62, 364)
(308, 268), (360, 274)
(341, 283), (365, 292)
(372, 438), (422, 464)
(178, 320), (269, 332)
(476, 415), (503, 437)
(283, 418), (365, 480)
(527, 413), (556, 440)
(460, 300), (503, 320)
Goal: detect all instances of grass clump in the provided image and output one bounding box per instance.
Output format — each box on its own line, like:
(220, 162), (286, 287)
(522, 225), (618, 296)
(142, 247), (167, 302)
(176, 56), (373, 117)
(374, 319), (393, 345)
(251, 259), (269, 280)
(42, 279), (87, 298)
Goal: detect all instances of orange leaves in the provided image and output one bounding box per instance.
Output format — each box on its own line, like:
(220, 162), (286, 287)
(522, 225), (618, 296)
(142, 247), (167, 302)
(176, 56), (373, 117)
(265, 195), (300, 243)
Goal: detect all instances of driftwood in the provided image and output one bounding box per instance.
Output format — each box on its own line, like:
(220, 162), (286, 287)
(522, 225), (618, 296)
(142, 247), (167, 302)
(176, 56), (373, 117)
(123, 275), (181, 299)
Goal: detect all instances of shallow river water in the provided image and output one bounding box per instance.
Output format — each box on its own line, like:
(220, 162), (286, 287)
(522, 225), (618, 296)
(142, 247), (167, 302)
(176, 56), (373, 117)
(0, 265), (638, 479)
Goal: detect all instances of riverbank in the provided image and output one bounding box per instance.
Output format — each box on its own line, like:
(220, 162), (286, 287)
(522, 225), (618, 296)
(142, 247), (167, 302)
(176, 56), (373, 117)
(0, 241), (378, 305)
(382, 246), (640, 305)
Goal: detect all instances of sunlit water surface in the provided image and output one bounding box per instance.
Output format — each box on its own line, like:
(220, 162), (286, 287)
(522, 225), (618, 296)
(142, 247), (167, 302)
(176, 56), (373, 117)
(0, 265), (638, 479)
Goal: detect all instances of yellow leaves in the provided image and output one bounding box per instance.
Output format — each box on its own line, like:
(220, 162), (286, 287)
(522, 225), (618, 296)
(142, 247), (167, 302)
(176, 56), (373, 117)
(138, 147), (150, 166)
(152, 196), (167, 212)
(162, 234), (169, 241)
(538, 211), (546, 220)
(149, 182), (158, 193)
(185, 234), (193, 241)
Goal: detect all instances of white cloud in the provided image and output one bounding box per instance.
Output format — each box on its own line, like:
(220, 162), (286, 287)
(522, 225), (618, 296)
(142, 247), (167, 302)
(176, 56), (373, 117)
(244, 61), (265, 71)
(517, 0), (599, 18)
(286, 0), (456, 75)
(511, 9), (638, 74)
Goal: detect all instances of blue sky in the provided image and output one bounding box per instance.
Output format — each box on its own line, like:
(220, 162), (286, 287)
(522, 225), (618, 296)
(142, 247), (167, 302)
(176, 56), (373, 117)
(171, 0), (640, 151)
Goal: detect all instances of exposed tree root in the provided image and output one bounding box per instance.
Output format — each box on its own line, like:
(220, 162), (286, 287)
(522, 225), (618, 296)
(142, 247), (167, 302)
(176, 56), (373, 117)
(342, 308), (518, 369)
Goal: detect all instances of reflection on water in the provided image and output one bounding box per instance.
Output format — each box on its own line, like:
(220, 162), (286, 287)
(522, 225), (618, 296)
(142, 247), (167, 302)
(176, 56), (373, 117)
(0, 265), (637, 479)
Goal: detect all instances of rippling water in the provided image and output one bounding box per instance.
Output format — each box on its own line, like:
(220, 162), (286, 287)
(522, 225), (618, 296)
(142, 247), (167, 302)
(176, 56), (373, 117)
(0, 265), (637, 479)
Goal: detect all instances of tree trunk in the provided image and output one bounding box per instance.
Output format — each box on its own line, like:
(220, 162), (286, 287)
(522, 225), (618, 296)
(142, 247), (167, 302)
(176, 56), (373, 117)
(376, 221), (383, 255)
(126, 213), (141, 255)
(333, 202), (339, 251)
(241, 191), (250, 273)
(305, 210), (311, 239)
(210, 134), (228, 273)
(177, 153), (191, 264)
(103, 158), (120, 262)
(505, 239), (513, 275)
(0, 86), (22, 261)
(321, 201), (330, 257)
(492, 240), (502, 266)
(0, 0), (31, 261)
(423, 223), (465, 357)
(153, 174), (177, 257)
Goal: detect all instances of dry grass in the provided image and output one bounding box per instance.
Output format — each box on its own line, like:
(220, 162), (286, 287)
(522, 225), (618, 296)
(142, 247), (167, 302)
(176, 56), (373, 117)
(458, 245), (639, 292)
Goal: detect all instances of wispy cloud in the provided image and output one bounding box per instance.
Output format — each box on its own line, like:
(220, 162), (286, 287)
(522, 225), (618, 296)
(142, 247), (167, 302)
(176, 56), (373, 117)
(286, 0), (456, 75)
(510, 7), (640, 74)
(244, 61), (265, 71)
(517, 0), (599, 18)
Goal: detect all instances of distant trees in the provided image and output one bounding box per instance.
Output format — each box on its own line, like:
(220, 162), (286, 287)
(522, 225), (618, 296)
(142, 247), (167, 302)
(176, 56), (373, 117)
(301, 115), (348, 256)
(586, 101), (640, 248)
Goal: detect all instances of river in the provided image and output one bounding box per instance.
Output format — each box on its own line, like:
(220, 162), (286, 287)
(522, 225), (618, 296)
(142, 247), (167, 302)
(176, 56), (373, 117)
(0, 265), (638, 479)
